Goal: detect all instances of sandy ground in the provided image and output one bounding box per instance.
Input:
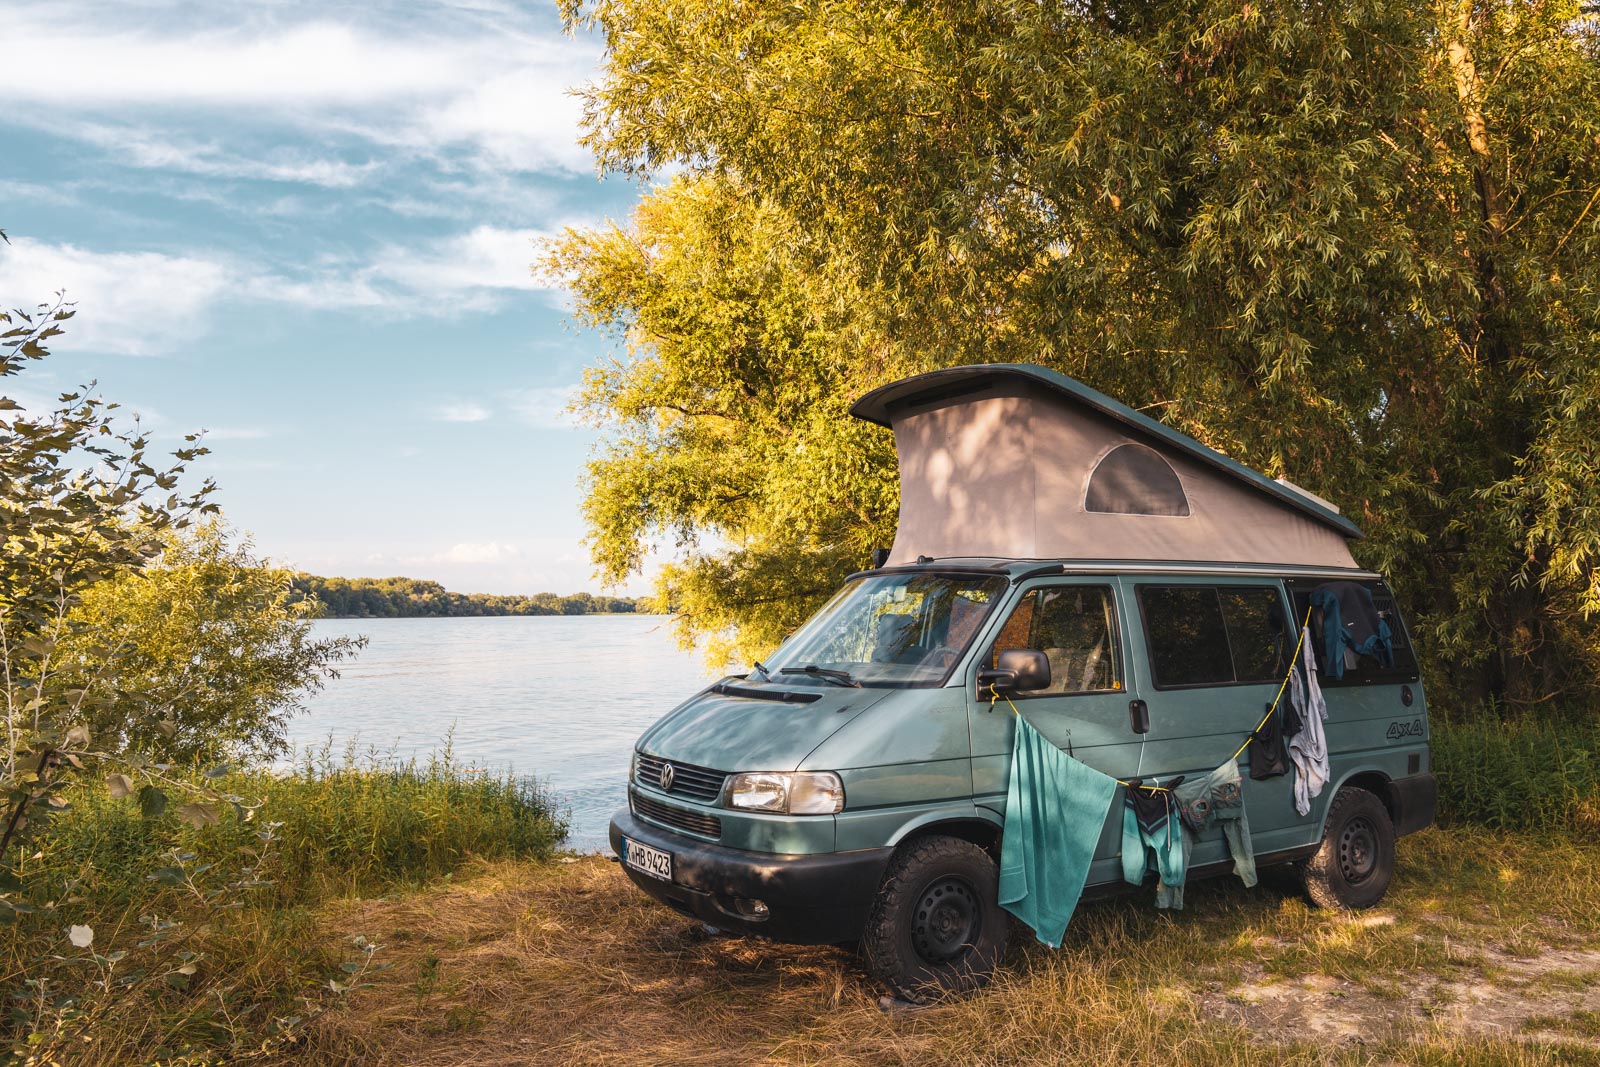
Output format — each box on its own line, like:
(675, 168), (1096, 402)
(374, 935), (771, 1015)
(305, 836), (1600, 1065)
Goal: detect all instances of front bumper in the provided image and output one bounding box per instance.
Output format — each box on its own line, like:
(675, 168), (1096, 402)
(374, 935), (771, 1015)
(608, 809), (894, 945)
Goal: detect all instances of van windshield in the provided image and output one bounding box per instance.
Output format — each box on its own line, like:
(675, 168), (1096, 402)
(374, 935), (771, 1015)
(760, 572), (1008, 688)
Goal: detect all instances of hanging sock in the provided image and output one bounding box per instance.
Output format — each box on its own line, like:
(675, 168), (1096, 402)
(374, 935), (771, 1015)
(999, 717), (1119, 947)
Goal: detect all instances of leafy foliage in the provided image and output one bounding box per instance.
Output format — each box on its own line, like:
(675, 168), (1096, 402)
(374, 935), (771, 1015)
(0, 295), (217, 870)
(291, 574), (644, 618)
(556, 0), (1600, 705)
(57, 523), (364, 765)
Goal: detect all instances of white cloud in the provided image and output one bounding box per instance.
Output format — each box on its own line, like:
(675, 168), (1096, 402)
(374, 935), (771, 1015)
(0, 225), (559, 355)
(0, 9), (597, 179)
(434, 541), (521, 564)
(68, 124), (381, 188)
(432, 402), (491, 423)
(509, 384), (579, 429)
(368, 226), (549, 298)
(0, 238), (233, 356)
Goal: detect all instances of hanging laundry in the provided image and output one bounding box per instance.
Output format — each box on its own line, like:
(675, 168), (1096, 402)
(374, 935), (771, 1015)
(1245, 697), (1297, 781)
(999, 716), (1120, 947)
(1286, 625), (1330, 816)
(1309, 582), (1394, 680)
(1158, 760), (1258, 909)
(1120, 778), (1186, 905)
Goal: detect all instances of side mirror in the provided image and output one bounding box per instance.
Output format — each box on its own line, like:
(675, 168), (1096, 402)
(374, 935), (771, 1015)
(978, 649), (1051, 693)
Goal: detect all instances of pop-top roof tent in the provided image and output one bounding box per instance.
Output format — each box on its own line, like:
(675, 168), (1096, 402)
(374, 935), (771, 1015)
(849, 364), (1362, 570)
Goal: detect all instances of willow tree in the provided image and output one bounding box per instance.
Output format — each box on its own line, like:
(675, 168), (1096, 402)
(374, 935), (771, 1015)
(552, 0), (1600, 709)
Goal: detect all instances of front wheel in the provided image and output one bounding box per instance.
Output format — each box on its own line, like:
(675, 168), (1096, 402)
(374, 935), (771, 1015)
(861, 835), (1006, 1000)
(1302, 786), (1396, 909)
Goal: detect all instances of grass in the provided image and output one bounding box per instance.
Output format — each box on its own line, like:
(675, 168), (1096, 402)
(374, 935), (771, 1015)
(13, 709), (1600, 1064)
(1433, 708), (1600, 832)
(297, 825), (1600, 1066)
(0, 750), (566, 1066)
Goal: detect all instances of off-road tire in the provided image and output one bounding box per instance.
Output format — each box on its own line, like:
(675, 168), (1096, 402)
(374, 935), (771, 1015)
(861, 835), (1005, 1000)
(1302, 786), (1395, 909)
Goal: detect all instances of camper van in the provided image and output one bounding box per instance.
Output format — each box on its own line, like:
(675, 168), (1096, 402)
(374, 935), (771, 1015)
(609, 364), (1436, 996)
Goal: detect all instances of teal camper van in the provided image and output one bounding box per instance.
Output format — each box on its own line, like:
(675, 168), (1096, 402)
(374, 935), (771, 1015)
(609, 364), (1436, 996)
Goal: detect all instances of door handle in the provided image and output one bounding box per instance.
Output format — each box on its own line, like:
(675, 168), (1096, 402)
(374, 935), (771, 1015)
(1128, 699), (1150, 735)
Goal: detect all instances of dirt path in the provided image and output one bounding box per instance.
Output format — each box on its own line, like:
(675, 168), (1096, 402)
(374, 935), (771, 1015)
(302, 830), (1600, 1066)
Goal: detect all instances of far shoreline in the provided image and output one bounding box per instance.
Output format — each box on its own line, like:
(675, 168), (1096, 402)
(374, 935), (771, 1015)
(313, 612), (670, 620)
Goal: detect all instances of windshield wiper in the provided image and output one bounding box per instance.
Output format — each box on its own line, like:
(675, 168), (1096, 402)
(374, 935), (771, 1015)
(752, 660), (774, 678)
(778, 664), (862, 688)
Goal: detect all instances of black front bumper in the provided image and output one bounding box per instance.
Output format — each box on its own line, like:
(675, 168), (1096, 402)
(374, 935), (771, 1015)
(608, 809), (894, 945)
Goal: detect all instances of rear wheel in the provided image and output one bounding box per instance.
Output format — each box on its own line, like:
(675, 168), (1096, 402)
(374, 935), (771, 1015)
(1302, 786), (1395, 909)
(861, 835), (1005, 1000)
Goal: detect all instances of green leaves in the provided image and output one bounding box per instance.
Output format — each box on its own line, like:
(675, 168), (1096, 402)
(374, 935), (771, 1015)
(562, 0), (1600, 706)
(138, 785), (167, 819)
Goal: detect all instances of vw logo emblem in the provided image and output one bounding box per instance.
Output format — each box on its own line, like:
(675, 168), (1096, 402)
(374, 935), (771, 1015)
(658, 762), (676, 791)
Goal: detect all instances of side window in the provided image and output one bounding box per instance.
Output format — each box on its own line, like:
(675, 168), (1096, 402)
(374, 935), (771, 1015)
(1286, 578), (1420, 685)
(1219, 587), (1289, 682)
(1139, 587), (1233, 686)
(1139, 585), (1290, 688)
(987, 585), (1123, 695)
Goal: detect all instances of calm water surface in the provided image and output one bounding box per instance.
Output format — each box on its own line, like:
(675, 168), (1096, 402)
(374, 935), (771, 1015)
(293, 616), (713, 851)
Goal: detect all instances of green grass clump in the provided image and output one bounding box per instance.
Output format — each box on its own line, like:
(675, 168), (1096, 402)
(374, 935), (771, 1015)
(3, 747), (567, 1065)
(1433, 710), (1600, 832)
(47, 747), (568, 910)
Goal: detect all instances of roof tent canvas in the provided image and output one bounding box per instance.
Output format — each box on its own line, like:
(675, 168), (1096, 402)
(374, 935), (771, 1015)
(850, 365), (1361, 570)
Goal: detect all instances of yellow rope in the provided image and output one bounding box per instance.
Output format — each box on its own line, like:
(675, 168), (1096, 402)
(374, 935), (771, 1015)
(991, 604), (1315, 790)
(1229, 605), (1314, 764)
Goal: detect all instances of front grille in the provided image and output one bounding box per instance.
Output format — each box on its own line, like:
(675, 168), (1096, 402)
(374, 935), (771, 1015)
(632, 791), (722, 839)
(636, 752), (727, 803)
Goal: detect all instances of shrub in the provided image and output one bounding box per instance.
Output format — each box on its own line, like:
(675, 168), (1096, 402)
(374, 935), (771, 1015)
(1433, 709), (1600, 832)
(3, 750), (566, 1064)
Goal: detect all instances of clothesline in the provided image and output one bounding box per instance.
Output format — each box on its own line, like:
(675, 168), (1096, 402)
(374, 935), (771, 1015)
(988, 604), (1316, 793)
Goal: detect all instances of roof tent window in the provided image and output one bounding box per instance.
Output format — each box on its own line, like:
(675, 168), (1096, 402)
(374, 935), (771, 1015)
(1085, 443), (1190, 516)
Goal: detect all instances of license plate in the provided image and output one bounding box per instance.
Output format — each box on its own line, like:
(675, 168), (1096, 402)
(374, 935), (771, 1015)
(623, 837), (672, 882)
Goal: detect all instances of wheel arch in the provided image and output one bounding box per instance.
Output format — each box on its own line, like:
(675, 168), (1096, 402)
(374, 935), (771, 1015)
(886, 811), (1004, 862)
(1319, 769), (1397, 835)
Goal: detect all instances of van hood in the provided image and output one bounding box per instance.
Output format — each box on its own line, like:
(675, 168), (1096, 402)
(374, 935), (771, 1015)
(636, 682), (894, 772)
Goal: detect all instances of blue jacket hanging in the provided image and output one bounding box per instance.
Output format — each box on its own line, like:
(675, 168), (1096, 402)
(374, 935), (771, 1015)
(1310, 582), (1393, 680)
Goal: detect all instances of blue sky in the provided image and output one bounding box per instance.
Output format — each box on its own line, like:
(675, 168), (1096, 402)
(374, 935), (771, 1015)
(1, 0), (651, 594)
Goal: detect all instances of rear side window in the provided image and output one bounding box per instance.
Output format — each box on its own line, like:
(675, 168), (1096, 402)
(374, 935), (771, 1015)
(1139, 585), (1290, 688)
(1285, 578), (1420, 685)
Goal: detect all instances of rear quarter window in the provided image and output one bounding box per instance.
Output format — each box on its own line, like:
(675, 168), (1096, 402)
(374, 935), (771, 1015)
(1285, 578), (1420, 685)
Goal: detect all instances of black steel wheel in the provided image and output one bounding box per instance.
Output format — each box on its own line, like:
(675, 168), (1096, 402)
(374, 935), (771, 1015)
(862, 835), (1005, 1000)
(1303, 786), (1395, 909)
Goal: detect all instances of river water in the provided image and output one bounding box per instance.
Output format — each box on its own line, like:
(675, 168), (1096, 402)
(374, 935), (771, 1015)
(293, 616), (714, 852)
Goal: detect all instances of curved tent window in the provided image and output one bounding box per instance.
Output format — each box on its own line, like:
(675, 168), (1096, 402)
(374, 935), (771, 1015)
(1085, 444), (1190, 517)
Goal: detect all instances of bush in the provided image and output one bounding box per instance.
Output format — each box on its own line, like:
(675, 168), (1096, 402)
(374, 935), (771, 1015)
(1433, 709), (1600, 832)
(3, 750), (566, 1064)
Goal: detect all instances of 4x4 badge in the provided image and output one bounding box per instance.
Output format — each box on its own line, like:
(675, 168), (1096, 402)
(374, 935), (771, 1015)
(659, 763), (676, 791)
(1386, 719), (1424, 741)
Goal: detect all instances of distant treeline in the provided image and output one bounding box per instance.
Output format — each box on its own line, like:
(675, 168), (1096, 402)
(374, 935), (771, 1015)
(291, 574), (649, 619)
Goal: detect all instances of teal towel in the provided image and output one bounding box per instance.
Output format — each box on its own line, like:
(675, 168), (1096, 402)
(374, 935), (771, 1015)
(998, 717), (1120, 947)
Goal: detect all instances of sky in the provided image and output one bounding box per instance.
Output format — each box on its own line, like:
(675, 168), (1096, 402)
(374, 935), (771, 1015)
(0, 0), (652, 595)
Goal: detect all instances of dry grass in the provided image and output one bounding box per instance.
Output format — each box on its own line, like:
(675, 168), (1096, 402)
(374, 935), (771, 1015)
(298, 828), (1600, 1066)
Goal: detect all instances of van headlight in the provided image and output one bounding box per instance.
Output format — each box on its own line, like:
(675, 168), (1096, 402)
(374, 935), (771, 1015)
(725, 772), (844, 815)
